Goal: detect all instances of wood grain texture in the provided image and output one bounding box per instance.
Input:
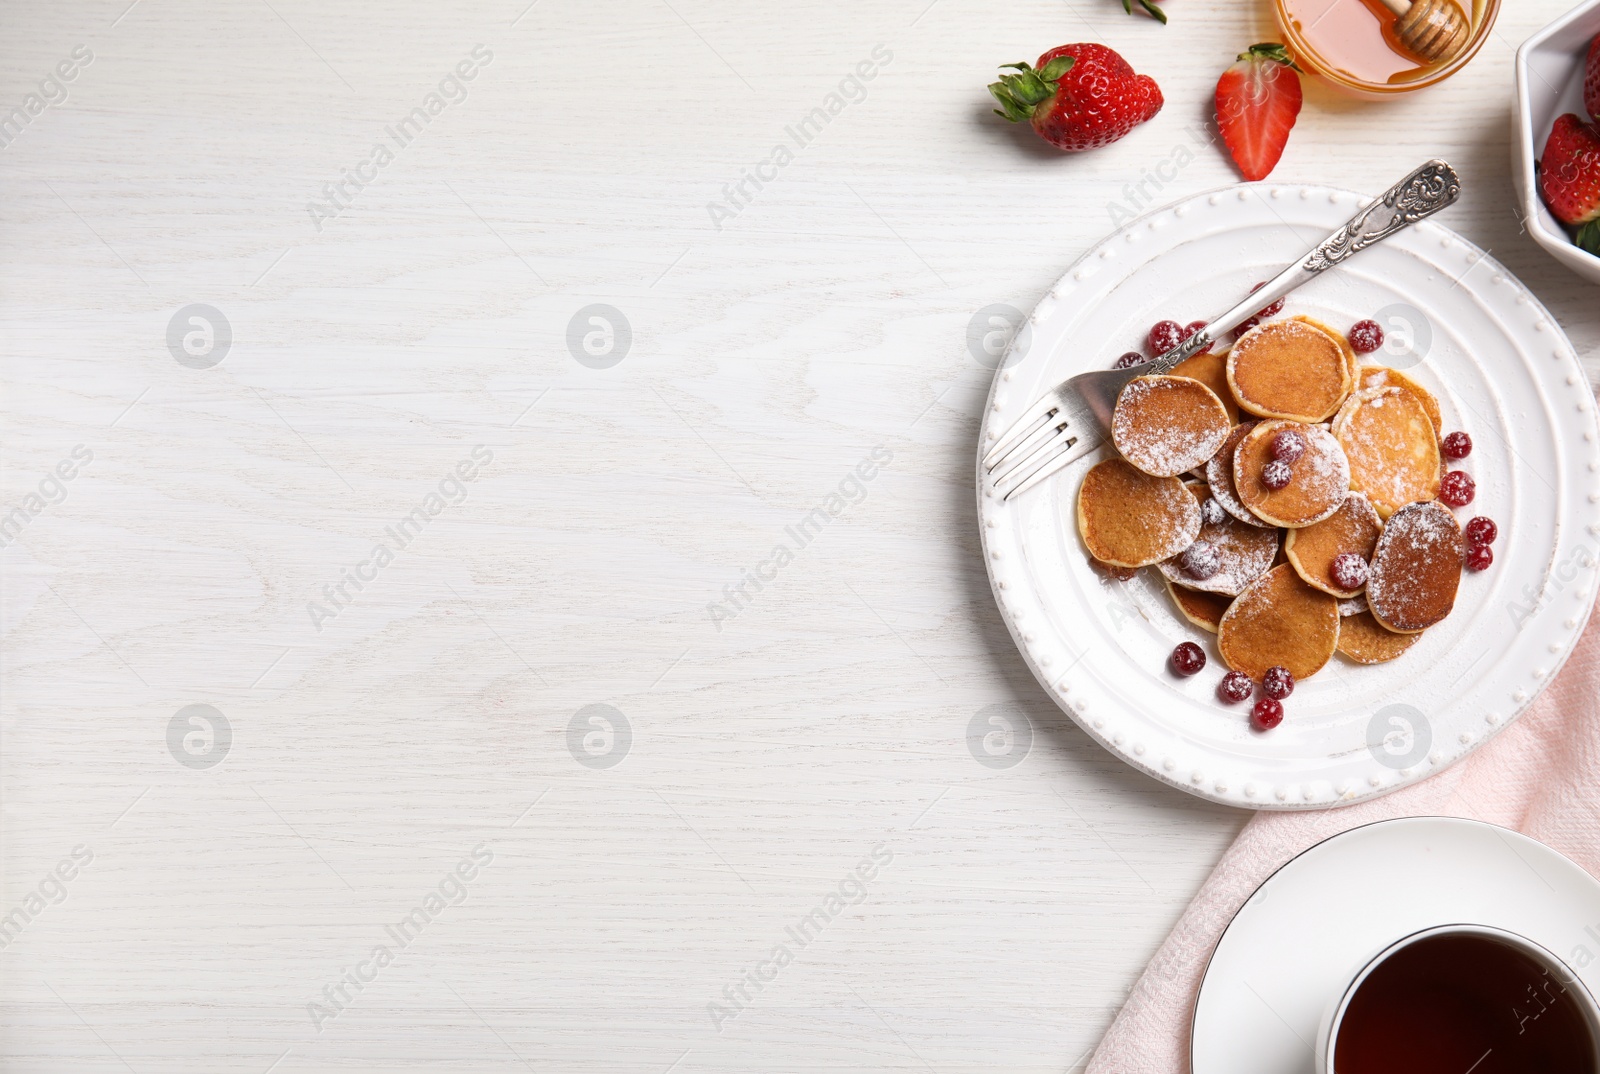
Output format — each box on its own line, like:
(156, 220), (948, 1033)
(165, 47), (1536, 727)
(0, 0), (1594, 1071)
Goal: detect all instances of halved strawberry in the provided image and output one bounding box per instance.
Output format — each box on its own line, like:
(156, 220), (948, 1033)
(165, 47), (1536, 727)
(1537, 112), (1600, 255)
(1215, 43), (1303, 182)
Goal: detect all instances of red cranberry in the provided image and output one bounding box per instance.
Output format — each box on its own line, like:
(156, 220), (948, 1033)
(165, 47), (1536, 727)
(1261, 460), (1293, 491)
(1465, 517), (1497, 546)
(1115, 351), (1145, 369)
(1252, 697), (1284, 730)
(1262, 665), (1295, 700)
(1249, 282), (1285, 317)
(1348, 319), (1384, 354)
(1440, 431), (1472, 460)
(1439, 470), (1475, 508)
(1218, 671), (1254, 704)
(1180, 541), (1222, 581)
(1171, 642), (1206, 676)
(1181, 320), (1212, 352)
(1233, 285), (1289, 340)
(1199, 498), (1227, 527)
(1270, 429), (1306, 463)
(1330, 553), (1369, 592)
(1466, 544), (1494, 571)
(1147, 319), (1184, 356)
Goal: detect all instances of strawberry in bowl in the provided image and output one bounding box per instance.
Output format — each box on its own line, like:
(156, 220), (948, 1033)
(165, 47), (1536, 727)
(987, 44), (1163, 152)
(1538, 112), (1600, 256)
(1516, 17), (1600, 280)
(1534, 31), (1600, 259)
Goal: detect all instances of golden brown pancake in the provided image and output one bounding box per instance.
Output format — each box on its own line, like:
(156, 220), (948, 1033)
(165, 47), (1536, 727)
(1337, 610), (1422, 664)
(1295, 315), (1360, 383)
(1090, 558), (1139, 583)
(1366, 501), (1463, 633)
(1359, 364), (1443, 438)
(1218, 564), (1341, 681)
(1234, 420), (1352, 528)
(1076, 459), (1201, 568)
(1227, 319), (1355, 423)
(1155, 485), (1278, 596)
(1111, 375), (1232, 478)
(1205, 420), (1273, 528)
(1285, 491), (1384, 597)
(1165, 578), (1233, 634)
(1170, 349), (1242, 425)
(1333, 387), (1441, 519)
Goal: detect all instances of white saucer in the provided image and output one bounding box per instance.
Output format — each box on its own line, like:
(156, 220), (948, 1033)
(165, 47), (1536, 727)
(1192, 817), (1600, 1074)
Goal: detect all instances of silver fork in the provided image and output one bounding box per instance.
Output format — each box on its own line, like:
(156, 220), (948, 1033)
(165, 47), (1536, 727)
(983, 159), (1462, 501)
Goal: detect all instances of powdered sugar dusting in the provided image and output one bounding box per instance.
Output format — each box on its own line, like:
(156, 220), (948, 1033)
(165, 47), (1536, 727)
(1206, 421), (1274, 528)
(1290, 425), (1350, 501)
(1157, 489), (1278, 596)
(1237, 421), (1351, 525)
(1078, 460), (1202, 567)
(1113, 376), (1230, 478)
(1334, 387), (1439, 514)
(1367, 501), (1463, 631)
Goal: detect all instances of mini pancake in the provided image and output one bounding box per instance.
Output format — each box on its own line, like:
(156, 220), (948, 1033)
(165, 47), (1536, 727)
(1234, 419), (1352, 528)
(1217, 564), (1341, 681)
(1284, 491), (1384, 597)
(1333, 386), (1441, 519)
(1076, 459), (1202, 568)
(1156, 485), (1277, 596)
(1359, 364), (1443, 438)
(1294, 315), (1360, 383)
(1205, 421), (1273, 528)
(1227, 318), (1355, 423)
(1090, 558), (1139, 583)
(1337, 610), (1422, 664)
(1366, 501), (1464, 634)
(1169, 349), (1242, 425)
(1164, 578), (1233, 634)
(1111, 375), (1232, 478)
(1338, 595), (1367, 617)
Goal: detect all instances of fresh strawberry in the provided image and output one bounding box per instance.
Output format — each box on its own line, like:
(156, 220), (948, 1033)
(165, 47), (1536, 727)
(1214, 43), (1303, 182)
(1586, 33), (1599, 123)
(1537, 113), (1600, 255)
(988, 44), (1163, 152)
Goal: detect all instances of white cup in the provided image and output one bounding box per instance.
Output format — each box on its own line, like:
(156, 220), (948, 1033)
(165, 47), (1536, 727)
(1314, 923), (1600, 1074)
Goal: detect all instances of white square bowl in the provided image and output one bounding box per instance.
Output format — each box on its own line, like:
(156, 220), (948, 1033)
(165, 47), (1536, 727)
(1513, 0), (1600, 284)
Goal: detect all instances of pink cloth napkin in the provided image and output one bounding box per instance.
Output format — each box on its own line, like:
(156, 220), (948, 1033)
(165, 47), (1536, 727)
(1088, 593), (1600, 1074)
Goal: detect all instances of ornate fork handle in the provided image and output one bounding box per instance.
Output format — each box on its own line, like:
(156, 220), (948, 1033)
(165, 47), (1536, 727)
(983, 160), (1464, 501)
(1303, 161), (1462, 272)
(1145, 159), (1462, 377)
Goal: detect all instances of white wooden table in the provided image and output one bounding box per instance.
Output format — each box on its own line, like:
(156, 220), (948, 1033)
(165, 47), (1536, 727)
(2, 1), (1595, 1070)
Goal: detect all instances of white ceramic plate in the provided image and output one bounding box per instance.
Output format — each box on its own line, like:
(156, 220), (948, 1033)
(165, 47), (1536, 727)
(977, 182), (1600, 810)
(1191, 817), (1600, 1074)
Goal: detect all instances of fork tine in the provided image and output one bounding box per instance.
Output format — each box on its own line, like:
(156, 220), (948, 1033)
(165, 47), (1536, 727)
(982, 393), (1060, 471)
(992, 421), (1078, 489)
(1001, 429), (1101, 501)
(985, 413), (1062, 478)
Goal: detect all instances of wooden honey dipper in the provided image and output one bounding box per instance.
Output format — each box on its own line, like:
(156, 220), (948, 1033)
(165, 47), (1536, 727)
(1374, 0), (1471, 64)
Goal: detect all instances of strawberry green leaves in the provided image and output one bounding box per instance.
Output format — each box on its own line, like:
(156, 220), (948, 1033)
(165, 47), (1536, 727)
(988, 56), (1076, 122)
(1121, 0), (1168, 24)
